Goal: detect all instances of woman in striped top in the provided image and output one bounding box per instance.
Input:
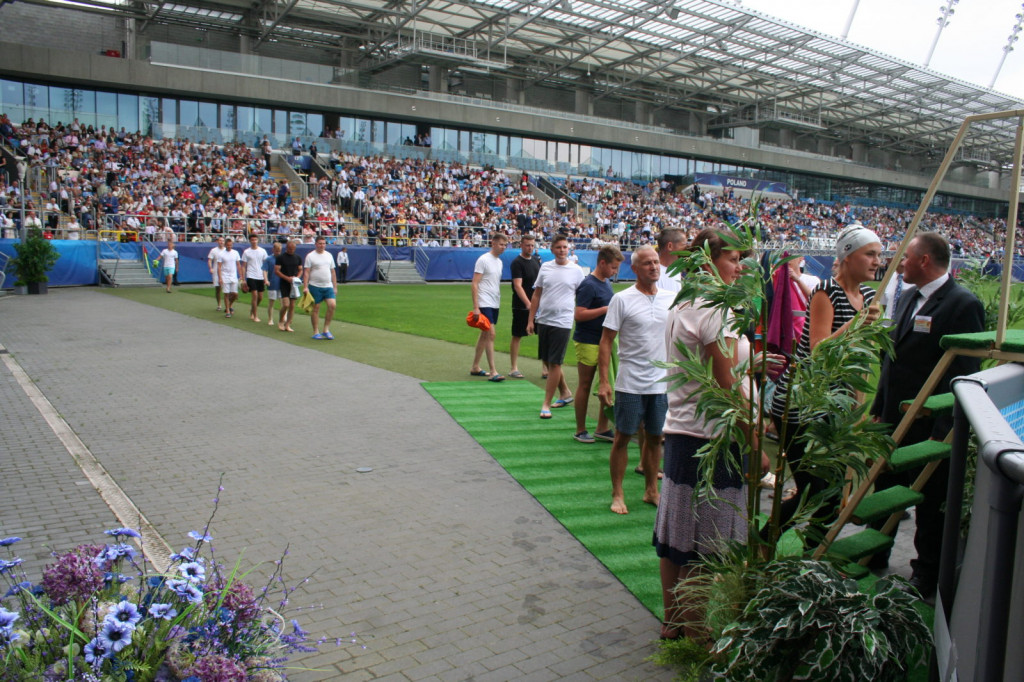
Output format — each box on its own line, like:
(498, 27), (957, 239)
(769, 224), (882, 530)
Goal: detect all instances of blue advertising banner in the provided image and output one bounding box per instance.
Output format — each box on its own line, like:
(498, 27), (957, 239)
(694, 173), (789, 196)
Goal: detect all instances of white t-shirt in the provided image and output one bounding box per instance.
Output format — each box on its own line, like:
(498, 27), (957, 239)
(304, 250), (335, 288)
(473, 252), (503, 309)
(159, 249), (179, 268)
(656, 268), (681, 294)
(336, 250), (349, 266)
(663, 300), (743, 438)
(217, 249), (240, 283)
(208, 246), (224, 269)
(241, 246), (268, 280)
(534, 260), (585, 329)
(603, 285), (676, 394)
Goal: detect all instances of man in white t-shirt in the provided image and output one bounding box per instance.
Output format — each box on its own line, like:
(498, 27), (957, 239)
(217, 237), (241, 318)
(656, 228), (686, 294)
(528, 234), (585, 418)
(158, 240), (179, 294)
(240, 234), (269, 323)
(469, 232), (508, 381)
(207, 236), (226, 311)
(598, 245), (676, 514)
(302, 236), (338, 340)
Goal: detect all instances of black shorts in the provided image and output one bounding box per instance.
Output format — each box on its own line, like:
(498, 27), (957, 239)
(511, 307), (530, 338)
(246, 278), (265, 293)
(537, 323), (571, 365)
(279, 282), (294, 299)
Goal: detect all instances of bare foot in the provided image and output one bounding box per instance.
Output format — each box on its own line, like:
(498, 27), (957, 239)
(268, 319), (275, 326)
(278, 323), (286, 331)
(611, 497), (628, 514)
(253, 317), (261, 323)
(643, 491), (660, 507)
(285, 327), (295, 332)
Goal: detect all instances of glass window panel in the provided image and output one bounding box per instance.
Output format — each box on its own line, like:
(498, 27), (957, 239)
(140, 96), (160, 136)
(1, 79), (23, 108)
(118, 94), (139, 133)
(254, 107), (271, 132)
(22, 83), (48, 123)
(458, 130), (470, 152)
(179, 100), (199, 127)
(354, 119), (369, 141)
(508, 136), (523, 157)
(198, 102), (217, 129)
(370, 120), (383, 143)
(309, 111), (326, 137)
(274, 110), (287, 134)
(237, 106), (255, 132)
(555, 141), (569, 163)
(95, 91), (116, 116)
(220, 104), (236, 130)
(161, 98), (177, 125)
(386, 122), (402, 145)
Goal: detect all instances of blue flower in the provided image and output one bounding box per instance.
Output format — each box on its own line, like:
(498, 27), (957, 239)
(187, 531), (212, 543)
(0, 607), (18, 629)
(3, 581), (30, 598)
(104, 528), (141, 539)
(169, 547), (196, 562)
(0, 558), (22, 574)
(104, 572), (133, 584)
(178, 561), (206, 582)
(0, 537), (21, 547)
(84, 637), (111, 665)
(95, 543), (137, 565)
(147, 603), (178, 620)
(106, 600), (142, 627)
(99, 619), (134, 653)
(166, 579), (203, 604)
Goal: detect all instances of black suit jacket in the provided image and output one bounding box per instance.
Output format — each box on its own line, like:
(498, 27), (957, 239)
(871, 277), (984, 440)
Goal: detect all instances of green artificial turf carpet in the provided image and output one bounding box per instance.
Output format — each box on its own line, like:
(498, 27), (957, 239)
(423, 380), (664, 617)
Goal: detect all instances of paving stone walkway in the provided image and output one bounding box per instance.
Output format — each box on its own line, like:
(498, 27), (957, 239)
(0, 288), (671, 681)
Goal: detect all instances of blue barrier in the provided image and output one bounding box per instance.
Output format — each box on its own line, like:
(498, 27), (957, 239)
(0, 240), (99, 287)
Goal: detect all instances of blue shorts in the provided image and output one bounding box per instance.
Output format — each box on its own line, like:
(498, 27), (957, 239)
(309, 285), (335, 303)
(613, 391), (668, 437)
(162, 266), (175, 277)
(478, 307), (499, 325)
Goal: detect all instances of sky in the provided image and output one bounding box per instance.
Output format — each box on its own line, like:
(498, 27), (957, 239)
(741, 0), (1024, 99)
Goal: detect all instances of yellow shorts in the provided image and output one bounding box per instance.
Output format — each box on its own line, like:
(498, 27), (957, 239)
(574, 341), (600, 367)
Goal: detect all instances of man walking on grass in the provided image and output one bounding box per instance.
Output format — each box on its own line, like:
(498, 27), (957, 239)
(528, 234), (584, 419)
(303, 236), (337, 340)
(598, 245), (675, 514)
(241, 234), (269, 323)
(509, 234), (541, 379)
(572, 245), (623, 443)
(470, 232), (508, 382)
(217, 237), (241, 318)
(207, 236), (225, 311)
(275, 239), (302, 332)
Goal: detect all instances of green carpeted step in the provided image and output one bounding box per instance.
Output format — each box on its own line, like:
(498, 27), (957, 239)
(887, 440), (952, 473)
(900, 392), (954, 419)
(839, 562), (870, 580)
(852, 486), (924, 524)
(827, 529), (894, 562)
(940, 329), (1024, 354)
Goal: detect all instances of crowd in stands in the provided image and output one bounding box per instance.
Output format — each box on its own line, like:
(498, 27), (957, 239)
(1, 111), (1020, 260)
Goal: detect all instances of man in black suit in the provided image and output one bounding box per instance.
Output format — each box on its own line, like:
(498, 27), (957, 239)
(871, 232), (984, 598)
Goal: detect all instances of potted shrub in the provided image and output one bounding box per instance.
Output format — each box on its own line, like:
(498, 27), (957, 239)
(11, 232), (59, 294)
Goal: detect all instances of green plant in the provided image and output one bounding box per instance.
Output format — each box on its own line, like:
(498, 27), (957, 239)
(956, 261), (1024, 333)
(712, 559), (929, 682)
(11, 234), (59, 285)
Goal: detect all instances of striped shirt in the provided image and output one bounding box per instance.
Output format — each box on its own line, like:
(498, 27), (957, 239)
(770, 278), (876, 422)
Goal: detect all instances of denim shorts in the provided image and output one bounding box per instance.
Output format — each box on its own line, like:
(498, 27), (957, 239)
(613, 391), (667, 437)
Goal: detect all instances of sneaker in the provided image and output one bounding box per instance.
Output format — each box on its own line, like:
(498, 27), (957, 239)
(573, 431), (595, 444)
(312, 333), (325, 340)
(593, 430), (615, 442)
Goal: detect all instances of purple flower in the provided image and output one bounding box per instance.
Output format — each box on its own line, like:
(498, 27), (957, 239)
(187, 531), (212, 543)
(170, 547), (196, 562)
(179, 561), (206, 582)
(0, 537), (21, 547)
(106, 600), (142, 627)
(187, 654), (247, 682)
(41, 545), (105, 606)
(167, 579), (203, 604)
(0, 558), (23, 574)
(148, 603), (178, 620)
(104, 528), (141, 539)
(95, 543), (137, 565)
(99, 619), (134, 653)
(84, 637), (111, 665)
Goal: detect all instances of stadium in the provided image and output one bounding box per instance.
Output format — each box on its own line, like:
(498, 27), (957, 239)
(1, 0), (1024, 680)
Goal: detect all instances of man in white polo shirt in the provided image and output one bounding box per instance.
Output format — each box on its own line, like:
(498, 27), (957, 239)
(598, 245), (675, 514)
(217, 237), (241, 318)
(469, 232), (508, 381)
(528, 234), (585, 418)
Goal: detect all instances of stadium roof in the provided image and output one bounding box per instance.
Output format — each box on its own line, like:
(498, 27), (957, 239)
(33, 0), (1024, 167)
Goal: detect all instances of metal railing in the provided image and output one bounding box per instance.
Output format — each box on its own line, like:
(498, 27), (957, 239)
(413, 246), (431, 278)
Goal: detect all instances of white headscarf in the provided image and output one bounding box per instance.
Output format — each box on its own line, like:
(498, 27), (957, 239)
(836, 223), (881, 263)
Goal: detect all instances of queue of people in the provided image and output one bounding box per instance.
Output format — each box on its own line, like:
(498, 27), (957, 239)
(469, 223), (984, 640)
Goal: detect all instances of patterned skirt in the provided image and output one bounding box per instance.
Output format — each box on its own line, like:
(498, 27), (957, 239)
(653, 433), (747, 566)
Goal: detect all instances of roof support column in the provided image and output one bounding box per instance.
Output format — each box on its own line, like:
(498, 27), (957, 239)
(575, 87), (592, 116)
(634, 101), (651, 126)
(506, 77), (524, 105)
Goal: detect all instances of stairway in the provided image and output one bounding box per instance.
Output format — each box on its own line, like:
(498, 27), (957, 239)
(380, 260), (425, 284)
(99, 258), (161, 287)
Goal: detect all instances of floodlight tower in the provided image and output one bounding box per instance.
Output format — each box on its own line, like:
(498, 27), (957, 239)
(990, 4), (1024, 89)
(925, 0), (959, 67)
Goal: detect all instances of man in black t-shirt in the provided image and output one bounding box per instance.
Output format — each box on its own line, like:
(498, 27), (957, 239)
(273, 239), (304, 332)
(508, 234), (541, 378)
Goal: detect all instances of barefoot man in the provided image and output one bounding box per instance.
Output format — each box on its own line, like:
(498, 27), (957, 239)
(274, 239), (303, 332)
(597, 245), (675, 514)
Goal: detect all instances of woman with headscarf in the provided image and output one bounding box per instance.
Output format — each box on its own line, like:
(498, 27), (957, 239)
(768, 223), (882, 529)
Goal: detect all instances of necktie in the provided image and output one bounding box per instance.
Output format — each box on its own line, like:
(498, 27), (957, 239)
(898, 289), (921, 337)
(892, 273), (903, 312)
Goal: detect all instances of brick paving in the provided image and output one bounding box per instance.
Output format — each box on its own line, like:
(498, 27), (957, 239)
(0, 289), (671, 681)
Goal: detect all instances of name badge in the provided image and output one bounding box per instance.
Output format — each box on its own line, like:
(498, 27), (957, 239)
(913, 316), (932, 334)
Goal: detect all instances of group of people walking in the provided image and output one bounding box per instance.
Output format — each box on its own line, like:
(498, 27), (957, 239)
(468, 223), (985, 640)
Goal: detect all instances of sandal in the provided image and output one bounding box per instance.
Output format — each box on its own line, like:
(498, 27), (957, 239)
(508, 370), (525, 379)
